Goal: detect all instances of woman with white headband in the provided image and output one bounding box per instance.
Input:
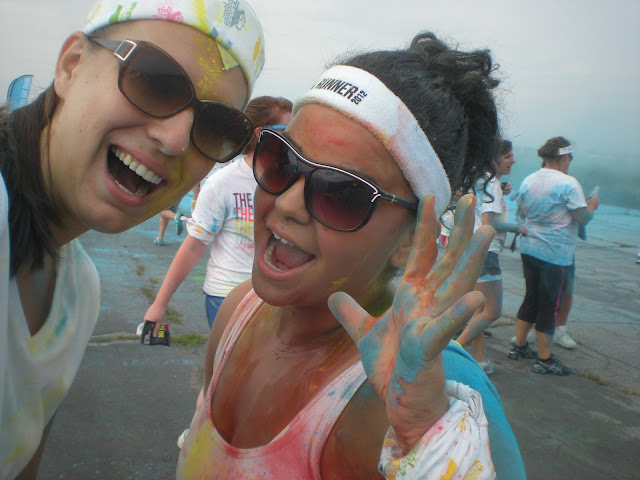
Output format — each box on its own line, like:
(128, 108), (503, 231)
(177, 32), (525, 479)
(0, 0), (265, 477)
(510, 137), (599, 376)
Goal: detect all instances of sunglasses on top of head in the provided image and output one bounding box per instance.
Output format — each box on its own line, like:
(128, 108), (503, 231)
(253, 129), (418, 232)
(89, 38), (254, 163)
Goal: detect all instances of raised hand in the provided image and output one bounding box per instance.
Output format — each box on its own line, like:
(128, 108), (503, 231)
(328, 194), (495, 452)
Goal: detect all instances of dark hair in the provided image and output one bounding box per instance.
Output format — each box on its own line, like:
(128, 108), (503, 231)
(538, 136), (571, 161)
(242, 96), (293, 154)
(0, 86), (61, 276)
(338, 31), (500, 196)
(495, 138), (512, 157)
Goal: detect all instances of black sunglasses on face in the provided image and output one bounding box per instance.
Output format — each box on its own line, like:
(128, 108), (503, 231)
(253, 129), (418, 232)
(90, 38), (253, 163)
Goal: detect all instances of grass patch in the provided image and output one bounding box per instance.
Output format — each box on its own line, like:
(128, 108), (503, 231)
(622, 388), (640, 397)
(136, 264), (146, 276)
(582, 370), (610, 386)
(166, 306), (184, 325)
(149, 277), (159, 286)
(91, 336), (113, 344)
(90, 333), (139, 344)
(171, 333), (208, 348)
(491, 320), (514, 328)
(140, 286), (156, 302)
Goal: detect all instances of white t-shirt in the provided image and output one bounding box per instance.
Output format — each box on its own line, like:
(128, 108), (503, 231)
(187, 157), (256, 297)
(474, 176), (507, 253)
(0, 174), (100, 478)
(516, 168), (587, 266)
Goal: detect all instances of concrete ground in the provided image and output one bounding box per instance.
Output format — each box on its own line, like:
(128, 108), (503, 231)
(38, 215), (640, 479)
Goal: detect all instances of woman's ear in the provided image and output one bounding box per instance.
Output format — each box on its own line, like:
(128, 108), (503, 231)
(54, 32), (89, 100)
(388, 226), (415, 268)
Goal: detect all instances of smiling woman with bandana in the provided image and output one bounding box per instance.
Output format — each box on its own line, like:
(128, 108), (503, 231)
(177, 32), (525, 480)
(0, 0), (264, 477)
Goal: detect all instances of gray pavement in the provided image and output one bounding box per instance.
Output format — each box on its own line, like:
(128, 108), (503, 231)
(38, 216), (640, 479)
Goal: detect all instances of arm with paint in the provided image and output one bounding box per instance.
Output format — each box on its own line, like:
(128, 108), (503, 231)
(329, 194), (496, 478)
(484, 211), (527, 236)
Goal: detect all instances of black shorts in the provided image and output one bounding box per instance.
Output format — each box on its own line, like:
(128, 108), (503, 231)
(516, 254), (568, 334)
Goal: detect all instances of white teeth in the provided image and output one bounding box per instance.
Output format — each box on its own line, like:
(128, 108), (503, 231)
(272, 232), (294, 246)
(264, 238), (285, 272)
(111, 147), (163, 185)
(112, 178), (149, 197)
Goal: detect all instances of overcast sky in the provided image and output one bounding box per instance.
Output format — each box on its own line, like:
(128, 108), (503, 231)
(1, 0), (639, 156)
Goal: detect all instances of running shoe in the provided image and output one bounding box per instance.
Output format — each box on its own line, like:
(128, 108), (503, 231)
(478, 359), (495, 375)
(154, 237), (165, 246)
(533, 355), (571, 376)
(510, 330), (536, 345)
(554, 326), (577, 349)
(508, 342), (537, 360)
(483, 330), (493, 338)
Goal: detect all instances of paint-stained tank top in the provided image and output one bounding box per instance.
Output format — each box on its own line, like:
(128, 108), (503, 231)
(176, 290), (366, 480)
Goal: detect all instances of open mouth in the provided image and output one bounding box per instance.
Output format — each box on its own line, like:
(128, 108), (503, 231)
(107, 146), (163, 197)
(264, 232), (315, 271)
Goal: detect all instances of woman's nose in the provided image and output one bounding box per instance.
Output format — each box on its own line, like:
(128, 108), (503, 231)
(274, 176), (312, 226)
(147, 108), (194, 157)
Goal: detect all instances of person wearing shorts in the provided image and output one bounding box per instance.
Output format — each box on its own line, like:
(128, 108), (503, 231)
(456, 139), (526, 374)
(510, 137), (598, 375)
(153, 198), (188, 246)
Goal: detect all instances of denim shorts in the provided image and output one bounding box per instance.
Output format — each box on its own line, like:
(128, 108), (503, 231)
(478, 252), (502, 283)
(204, 293), (225, 329)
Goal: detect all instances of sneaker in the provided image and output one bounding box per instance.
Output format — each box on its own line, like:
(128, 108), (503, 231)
(153, 237), (165, 246)
(478, 359), (495, 375)
(508, 342), (537, 360)
(177, 428), (189, 449)
(483, 330), (493, 338)
(636, 255), (640, 264)
(532, 355), (571, 376)
(175, 213), (185, 236)
(554, 326), (577, 349)
(510, 329), (536, 345)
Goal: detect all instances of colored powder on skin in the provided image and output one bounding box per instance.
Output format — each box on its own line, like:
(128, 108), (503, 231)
(330, 276), (348, 290)
(196, 41), (223, 98)
(357, 319), (388, 376)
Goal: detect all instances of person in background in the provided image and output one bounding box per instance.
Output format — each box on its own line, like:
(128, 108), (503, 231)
(0, 0), (265, 477)
(142, 96), (293, 449)
(144, 96), (293, 333)
(509, 137), (599, 375)
(153, 198), (190, 246)
(177, 31), (525, 479)
(455, 139), (527, 374)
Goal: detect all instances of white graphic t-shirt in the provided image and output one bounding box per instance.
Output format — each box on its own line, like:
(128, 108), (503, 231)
(474, 176), (507, 253)
(187, 157), (256, 297)
(516, 168), (586, 266)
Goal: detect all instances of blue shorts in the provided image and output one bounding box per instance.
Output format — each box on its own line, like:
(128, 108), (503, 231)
(204, 294), (225, 329)
(478, 252), (502, 283)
